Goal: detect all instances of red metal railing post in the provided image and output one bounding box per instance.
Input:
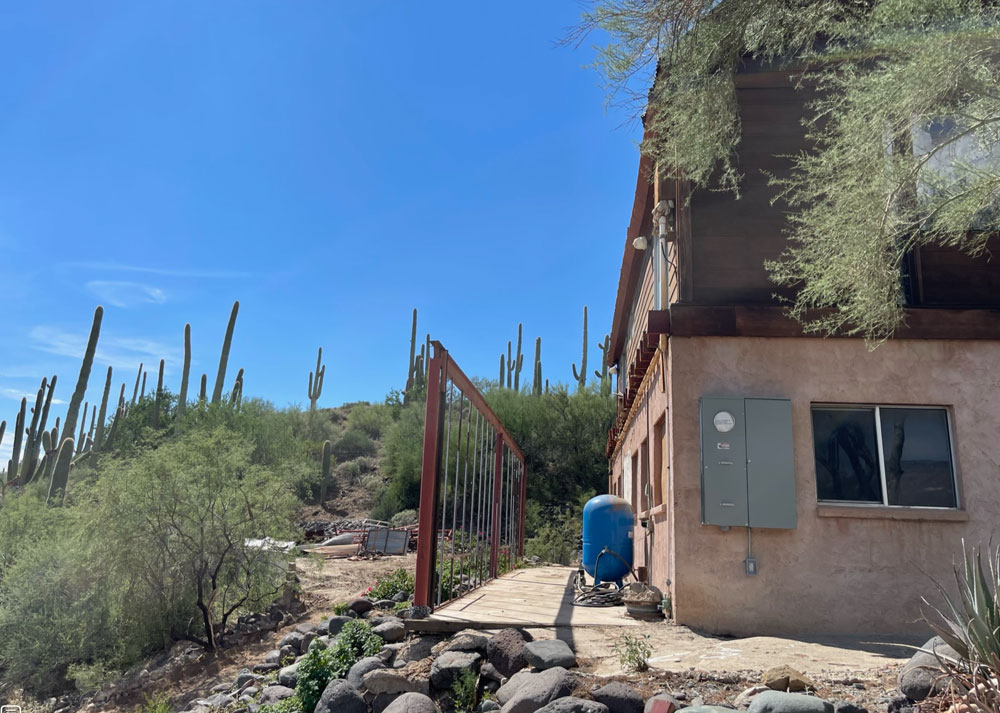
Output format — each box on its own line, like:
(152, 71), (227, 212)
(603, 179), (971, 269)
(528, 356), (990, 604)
(414, 347), (446, 608)
(518, 457), (526, 557)
(489, 432), (503, 578)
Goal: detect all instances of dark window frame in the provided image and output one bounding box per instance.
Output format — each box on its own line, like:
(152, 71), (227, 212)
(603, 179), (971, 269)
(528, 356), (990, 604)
(810, 403), (960, 509)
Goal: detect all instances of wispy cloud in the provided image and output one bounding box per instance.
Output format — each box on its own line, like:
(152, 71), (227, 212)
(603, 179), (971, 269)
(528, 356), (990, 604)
(86, 280), (167, 308)
(0, 387), (65, 404)
(65, 262), (251, 279)
(28, 326), (181, 372)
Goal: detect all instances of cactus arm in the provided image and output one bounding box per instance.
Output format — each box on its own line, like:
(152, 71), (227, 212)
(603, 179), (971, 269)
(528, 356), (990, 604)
(46, 437), (75, 505)
(212, 300), (240, 404)
(10, 398), (26, 483)
(140, 371), (147, 400)
(131, 362), (143, 407)
(61, 306), (103, 446)
(93, 366), (112, 452)
(76, 401), (88, 454)
(406, 308), (418, 396)
(513, 324), (523, 391)
(499, 353), (505, 387)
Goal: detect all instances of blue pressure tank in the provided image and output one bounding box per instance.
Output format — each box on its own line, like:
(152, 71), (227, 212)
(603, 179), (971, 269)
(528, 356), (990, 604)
(582, 494), (634, 585)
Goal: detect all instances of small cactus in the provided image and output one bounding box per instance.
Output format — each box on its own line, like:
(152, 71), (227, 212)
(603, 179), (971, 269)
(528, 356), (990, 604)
(512, 324), (523, 392)
(230, 368), (244, 408)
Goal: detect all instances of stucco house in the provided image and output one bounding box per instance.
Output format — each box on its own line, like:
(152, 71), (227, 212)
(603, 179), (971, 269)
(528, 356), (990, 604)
(605, 63), (1000, 636)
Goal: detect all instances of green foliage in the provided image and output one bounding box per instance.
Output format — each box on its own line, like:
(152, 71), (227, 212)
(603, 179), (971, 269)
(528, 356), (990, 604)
(390, 509), (418, 527)
(347, 402), (395, 440)
(368, 569), (415, 601)
(332, 601), (350, 615)
(333, 429), (377, 461)
(137, 693), (173, 713)
(295, 647), (336, 713)
(524, 495), (590, 565)
(612, 632), (652, 673)
(328, 620), (383, 678)
(450, 668), (479, 713)
(260, 694), (304, 713)
(373, 401), (425, 519)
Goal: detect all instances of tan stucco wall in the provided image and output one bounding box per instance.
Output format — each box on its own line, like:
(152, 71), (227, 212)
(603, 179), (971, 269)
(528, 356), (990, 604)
(666, 336), (1000, 636)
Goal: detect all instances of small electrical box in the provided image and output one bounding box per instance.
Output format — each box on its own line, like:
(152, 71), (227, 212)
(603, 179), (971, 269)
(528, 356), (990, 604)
(745, 557), (758, 576)
(700, 397), (796, 529)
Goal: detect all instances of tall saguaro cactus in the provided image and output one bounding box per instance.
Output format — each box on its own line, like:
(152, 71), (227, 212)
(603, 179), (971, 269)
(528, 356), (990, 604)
(212, 300), (240, 404)
(22, 374), (57, 481)
(571, 306), (589, 393)
(95, 366), (112, 453)
(532, 337), (543, 396)
(8, 398), (26, 482)
(319, 439), (332, 504)
(405, 308), (418, 397)
(199, 374), (207, 402)
(308, 347), (325, 411)
(512, 324), (523, 392)
(61, 306), (103, 447)
(131, 363), (143, 408)
(230, 368), (244, 408)
(177, 323), (191, 419)
(152, 359), (165, 428)
(46, 437), (75, 505)
(594, 333), (611, 397)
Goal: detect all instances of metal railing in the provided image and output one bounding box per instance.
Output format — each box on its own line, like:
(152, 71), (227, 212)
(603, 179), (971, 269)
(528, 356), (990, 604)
(414, 341), (526, 609)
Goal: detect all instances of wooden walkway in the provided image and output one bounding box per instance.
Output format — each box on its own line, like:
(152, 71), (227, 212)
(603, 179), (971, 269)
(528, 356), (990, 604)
(412, 565), (641, 631)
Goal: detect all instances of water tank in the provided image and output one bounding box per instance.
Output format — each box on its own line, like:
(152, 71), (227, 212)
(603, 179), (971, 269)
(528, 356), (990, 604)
(582, 494), (634, 585)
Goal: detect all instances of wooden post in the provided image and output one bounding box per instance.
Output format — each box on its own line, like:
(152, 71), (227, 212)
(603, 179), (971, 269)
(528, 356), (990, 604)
(414, 347), (446, 608)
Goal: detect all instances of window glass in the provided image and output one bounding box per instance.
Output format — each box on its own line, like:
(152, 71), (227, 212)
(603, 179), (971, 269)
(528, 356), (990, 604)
(812, 408), (882, 503)
(880, 408), (956, 508)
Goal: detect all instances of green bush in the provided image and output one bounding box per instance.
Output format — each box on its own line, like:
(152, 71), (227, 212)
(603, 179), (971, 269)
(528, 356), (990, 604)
(347, 402), (395, 440)
(451, 668), (479, 713)
(368, 569), (414, 601)
(328, 620), (383, 677)
(295, 647), (337, 713)
(333, 429), (377, 461)
(390, 509), (418, 527)
(372, 402), (425, 519)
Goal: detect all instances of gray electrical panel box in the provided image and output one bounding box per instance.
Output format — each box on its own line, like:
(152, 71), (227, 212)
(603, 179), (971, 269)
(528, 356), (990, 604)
(700, 397), (796, 529)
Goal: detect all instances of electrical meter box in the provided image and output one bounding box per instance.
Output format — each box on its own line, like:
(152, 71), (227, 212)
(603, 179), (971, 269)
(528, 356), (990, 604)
(700, 397), (796, 529)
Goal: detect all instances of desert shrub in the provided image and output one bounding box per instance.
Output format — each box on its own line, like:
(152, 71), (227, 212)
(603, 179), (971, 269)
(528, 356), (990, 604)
(372, 402), (425, 519)
(451, 668), (479, 713)
(613, 632), (651, 672)
(335, 460), (362, 482)
(368, 569), (414, 601)
(333, 429), (377, 461)
(347, 403), (394, 440)
(0, 491), (64, 576)
(523, 494), (591, 565)
(328, 620), (383, 677)
(390, 509), (418, 527)
(177, 399), (303, 468)
(295, 647), (336, 713)
(137, 694), (173, 713)
(355, 455), (379, 473)
(332, 601), (350, 615)
(285, 457), (322, 501)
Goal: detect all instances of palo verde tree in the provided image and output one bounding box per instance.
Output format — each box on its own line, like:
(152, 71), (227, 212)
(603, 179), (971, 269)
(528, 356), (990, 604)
(575, 0), (1000, 341)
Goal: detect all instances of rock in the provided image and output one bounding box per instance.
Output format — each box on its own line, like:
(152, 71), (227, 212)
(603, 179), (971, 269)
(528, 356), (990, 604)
(393, 591), (411, 603)
(374, 619), (407, 643)
(500, 667), (576, 713)
(747, 692), (833, 713)
(592, 682), (643, 713)
(278, 660), (301, 687)
(281, 631), (305, 650)
(296, 622), (319, 635)
(831, 702), (867, 713)
(482, 662), (504, 683)
(734, 687), (770, 710)
(349, 656), (388, 690)
(681, 708), (736, 713)
(349, 598), (375, 615)
(395, 635), (443, 664)
(235, 669), (256, 688)
(898, 636), (958, 702)
(253, 662), (280, 673)
(489, 628), (534, 678)
(309, 635), (330, 652)
(481, 701), (502, 713)
(763, 667), (815, 693)
(243, 687), (260, 698)
(280, 644), (298, 661)
(265, 649), (282, 665)
(316, 679), (366, 713)
(382, 692), (439, 713)
(373, 693), (402, 713)
(430, 650), (481, 689)
(193, 694), (235, 709)
(259, 686), (296, 705)
(363, 667), (430, 696)
(524, 640), (577, 670)
(301, 632), (318, 652)
(407, 605), (432, 620)
(537, 698), (610, 713)
(445, 633), (491, 654)
(327, 616), (353, 636)
(498, 670), (538, 705)
(646, 694), (685, 713)
(375, 599), (398, 610)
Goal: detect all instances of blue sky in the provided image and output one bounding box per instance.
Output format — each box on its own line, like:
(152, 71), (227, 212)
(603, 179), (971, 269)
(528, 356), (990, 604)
(0, 2), (644, 460)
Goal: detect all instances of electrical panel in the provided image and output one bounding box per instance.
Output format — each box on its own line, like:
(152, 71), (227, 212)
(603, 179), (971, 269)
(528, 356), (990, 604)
(700, 397), (796, 529)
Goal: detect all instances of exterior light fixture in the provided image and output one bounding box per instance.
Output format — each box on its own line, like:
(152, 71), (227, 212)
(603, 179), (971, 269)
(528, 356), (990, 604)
(632, 235), (648, 250)
(609, 364), (618, 376)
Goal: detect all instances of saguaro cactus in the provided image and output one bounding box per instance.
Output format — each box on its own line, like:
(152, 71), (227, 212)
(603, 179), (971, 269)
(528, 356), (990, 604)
(308, 347), (325, 411)
(230, 368), (244, 408)
(532, 337), (543, 396)
(405, 308), (418, 397)
(212, 300), (240, 404)
(499, 353), (506, 388)
(571, 306), (589, 393)
(46, 437), (75, 505)
(594, 333), (611, 397)
(76, 401), (89, 454)
(199, 374), (207, 402)
(61, 305), (103, 446)
(152, 359), (165, 428)
(23, 374), (57, 481)
(94, 367), (112, 452)
(131, 363), (143, 408)
(177, 323), (191, 418)
(8, 398), (25, 482)
(319, 439), (332, 504)
(512, 324), (523, 392)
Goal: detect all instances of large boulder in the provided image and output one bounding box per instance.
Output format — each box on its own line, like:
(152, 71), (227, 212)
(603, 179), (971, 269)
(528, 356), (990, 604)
(497, 670), (538, 706)
(430, 650), (481, 690)
(278, 660), (301, 687)
(349, 598), (375, 616)
(500, 666), (576, 713)
(644, 695), (687, 713)
(349, 656), (388, 690)
(396, 636), (444, 665)
(374, 619), (408, 643)
(898, 636), (959, 702)
(280, 631), (305, 651)
(441, 633), (491, 655)
(326, 616), (354, 637)
(592, 682), (643, 713)
(316, 679), (366, 713)
(489, 628), (534, 678)
(363, 667), (431, 696)
(537, 698), (610, 713)
(524, 640), (577, 670)
(192, 694), (235, 709)
(383, 692), (439, 713)
(259, 686), (296, 705)
(747, 692), (833, 713)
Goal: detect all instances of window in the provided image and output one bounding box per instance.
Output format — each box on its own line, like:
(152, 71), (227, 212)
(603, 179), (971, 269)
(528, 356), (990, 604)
(639, 438), (650, 513)
(630, 450), (639, 512)
(811, 406), (957, 508)
(653, 414), (666, 507)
